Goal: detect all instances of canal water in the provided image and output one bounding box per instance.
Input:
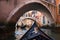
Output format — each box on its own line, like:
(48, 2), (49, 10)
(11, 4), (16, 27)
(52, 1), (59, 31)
(15, 28), (60, 40)
(5, 28), (60, 40)
(41, 28), (60, 40)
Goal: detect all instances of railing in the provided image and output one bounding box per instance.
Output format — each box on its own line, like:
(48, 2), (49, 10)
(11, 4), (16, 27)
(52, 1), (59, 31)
(41, 0), (56, 5)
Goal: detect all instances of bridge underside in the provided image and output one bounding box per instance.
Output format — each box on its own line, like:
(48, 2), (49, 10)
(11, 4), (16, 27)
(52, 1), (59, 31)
(7, 2), (54, 26)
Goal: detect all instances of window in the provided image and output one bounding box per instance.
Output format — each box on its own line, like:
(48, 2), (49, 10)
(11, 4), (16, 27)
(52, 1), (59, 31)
(32, 10), (37, 17)
(51, 0), (56, 4)
(32, 10), (37, 14)
(43, 16), (45, 24)
(51, 0), (54, 3)
(48, 21), (49, 24)
(6, 0), (9, 2)
(45, 0), (51, 3)
(59, 4), (60, 14)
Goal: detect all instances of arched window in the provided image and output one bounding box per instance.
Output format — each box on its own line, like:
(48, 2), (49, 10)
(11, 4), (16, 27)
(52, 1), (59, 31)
(43, 16), (45, 24)
(32, 10), (37, 14)
(32, 10), (37, 17)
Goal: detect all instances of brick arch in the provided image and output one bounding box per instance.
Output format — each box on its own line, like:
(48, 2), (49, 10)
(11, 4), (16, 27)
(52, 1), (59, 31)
(6, 2), (54, 26)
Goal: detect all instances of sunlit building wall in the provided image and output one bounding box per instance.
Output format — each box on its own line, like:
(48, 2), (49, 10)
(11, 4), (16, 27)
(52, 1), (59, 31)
(18, 10), (51, 25)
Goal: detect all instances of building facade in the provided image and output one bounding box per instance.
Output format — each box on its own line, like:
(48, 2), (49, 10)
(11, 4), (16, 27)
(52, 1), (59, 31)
(56, 0), (60, 25)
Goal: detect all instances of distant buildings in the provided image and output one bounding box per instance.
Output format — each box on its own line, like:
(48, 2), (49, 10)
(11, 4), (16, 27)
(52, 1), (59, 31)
(17, 10), (51, 26)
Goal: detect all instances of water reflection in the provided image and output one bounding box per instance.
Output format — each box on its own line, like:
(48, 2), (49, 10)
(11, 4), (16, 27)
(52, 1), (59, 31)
(41, 28), (51, 36)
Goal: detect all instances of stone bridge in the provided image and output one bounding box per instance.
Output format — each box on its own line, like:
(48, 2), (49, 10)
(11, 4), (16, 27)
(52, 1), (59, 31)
(6, 0), (56, 25)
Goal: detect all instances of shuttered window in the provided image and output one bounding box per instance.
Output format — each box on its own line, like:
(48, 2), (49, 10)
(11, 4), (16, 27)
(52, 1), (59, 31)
(59, 4), (60, 14)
